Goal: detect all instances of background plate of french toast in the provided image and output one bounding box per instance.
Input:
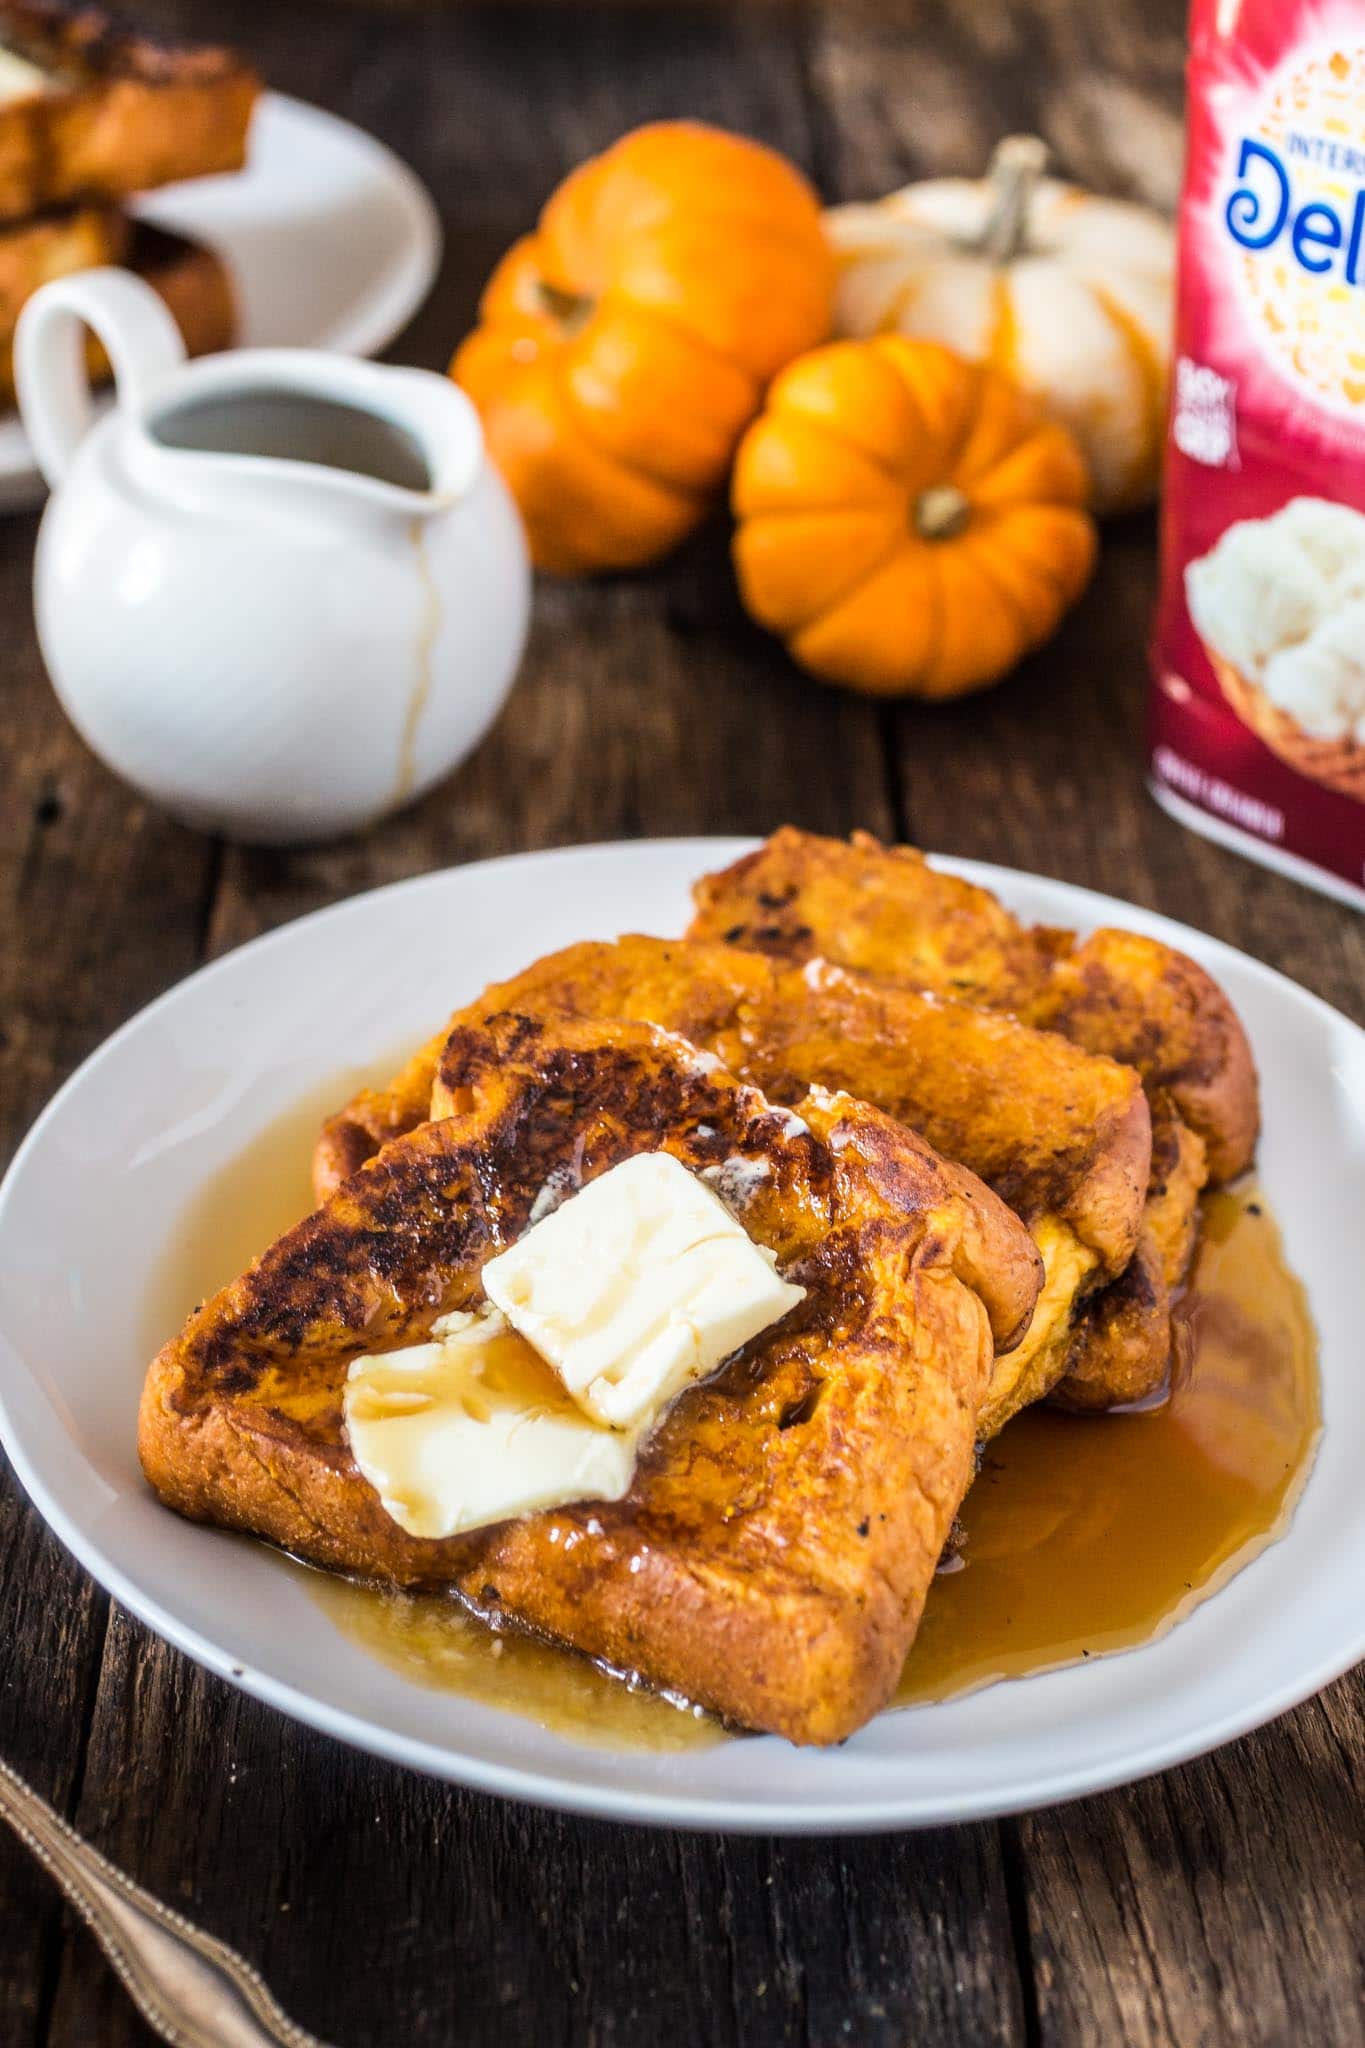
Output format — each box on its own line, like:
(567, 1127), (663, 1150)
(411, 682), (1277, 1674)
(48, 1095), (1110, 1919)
(0, 0), (440, 505)
(0, 833), (1361, 1831)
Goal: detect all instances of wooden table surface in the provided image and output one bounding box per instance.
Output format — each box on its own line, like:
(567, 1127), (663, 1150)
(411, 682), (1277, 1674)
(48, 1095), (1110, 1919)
(1, 1), (1362, 2042)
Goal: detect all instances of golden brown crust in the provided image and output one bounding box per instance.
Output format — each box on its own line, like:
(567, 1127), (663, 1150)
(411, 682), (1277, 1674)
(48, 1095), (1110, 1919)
(0, 200), (125, 336)
(687, 826), (1259, 1410)
(142, 1014), (1042, 1746)
(1050, 1112), (1206, 1412)
(1141, 1110), (1207, 1294)
(1049, 1232), (1170, 1414)
(317, 933), (1150, 1425)
(314, 1028), (450, 1198)
(0, 2), (258, 222)
(688, 826), (1259, 1182)
(427, 938), (1151, 1271)
(1033, 931), (1257, 1186)
(0, 223), (235, 402)
(320, 937), (1151, 1267)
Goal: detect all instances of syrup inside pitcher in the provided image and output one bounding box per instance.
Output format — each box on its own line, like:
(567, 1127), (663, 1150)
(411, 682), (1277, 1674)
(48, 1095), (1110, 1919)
(150, 388), (432, 491)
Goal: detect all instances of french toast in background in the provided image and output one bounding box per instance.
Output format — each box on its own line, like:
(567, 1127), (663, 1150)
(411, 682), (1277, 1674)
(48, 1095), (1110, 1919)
(0, 0), (256, 220)
(690, 829), (1259, 1406)
(140, 1013), (1043, 1747)
(0, 0), (257, 397)
(0, 220), (232, 400)
(0, 201), (126, 330)
(318, 933), (1151, 1433)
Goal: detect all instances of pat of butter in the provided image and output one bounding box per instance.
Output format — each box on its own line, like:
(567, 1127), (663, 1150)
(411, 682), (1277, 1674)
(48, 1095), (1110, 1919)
(0, 48), (53, 102)
(343, 1307), (637, 1540)
(482, 1151), (805, 1430)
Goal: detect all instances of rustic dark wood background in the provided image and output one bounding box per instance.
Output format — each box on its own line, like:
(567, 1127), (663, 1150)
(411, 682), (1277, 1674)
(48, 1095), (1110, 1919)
(1, 1), (1362, 2043)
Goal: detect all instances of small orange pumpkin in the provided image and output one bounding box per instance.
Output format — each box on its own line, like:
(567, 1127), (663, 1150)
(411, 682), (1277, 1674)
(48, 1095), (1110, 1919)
(732, 337), (1097, 699)
(453, 121), (834, 576)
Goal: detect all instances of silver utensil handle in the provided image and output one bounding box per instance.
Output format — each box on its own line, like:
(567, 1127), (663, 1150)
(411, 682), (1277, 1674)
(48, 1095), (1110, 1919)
(0, 1755), (332, 2048)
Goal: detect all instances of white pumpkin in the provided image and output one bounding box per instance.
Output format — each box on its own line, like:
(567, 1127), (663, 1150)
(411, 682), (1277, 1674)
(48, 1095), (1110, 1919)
(825, 137), (1174, 516)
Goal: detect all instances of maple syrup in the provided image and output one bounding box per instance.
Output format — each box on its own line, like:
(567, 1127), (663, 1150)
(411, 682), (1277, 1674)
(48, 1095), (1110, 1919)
(146, 1074), (1320, 1748)
(152, 390), (432, 491)
(308, 1574), (729, 1752)
(141, 1061), (400, 1356)
(896, 1187), (1320, 1705)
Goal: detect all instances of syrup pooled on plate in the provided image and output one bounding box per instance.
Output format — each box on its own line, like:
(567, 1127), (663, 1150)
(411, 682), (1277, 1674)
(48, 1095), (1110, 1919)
(141, 1058), (407, 1356)
(147, 1077), (1320, 1746)
(308, 1574), (728, 1753)
(897, 1185), (1321, 1704)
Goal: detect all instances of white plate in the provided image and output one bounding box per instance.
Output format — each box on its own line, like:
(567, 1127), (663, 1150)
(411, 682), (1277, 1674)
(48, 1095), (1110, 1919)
(0, 92), (442, 510)
(0, 840), (1361, 1833)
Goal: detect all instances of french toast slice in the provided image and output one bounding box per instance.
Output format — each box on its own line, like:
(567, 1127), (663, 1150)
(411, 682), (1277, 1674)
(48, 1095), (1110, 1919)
(689, 827), (1259, 1407)
(317, 934), (1150, 1435)
(689, 827), (1259, 1181)
(0, 1), (257, 223)
(1051, 1111), (1208, 1411)
(141, 1013), (1043, 1746)
(0, 200), (126, 336)
(0, 222), (235, 403)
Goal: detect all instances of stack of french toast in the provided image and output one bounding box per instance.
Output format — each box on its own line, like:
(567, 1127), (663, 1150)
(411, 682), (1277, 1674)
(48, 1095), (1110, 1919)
(139, 830), (1258, 1747)
(0, 0), (256, 403)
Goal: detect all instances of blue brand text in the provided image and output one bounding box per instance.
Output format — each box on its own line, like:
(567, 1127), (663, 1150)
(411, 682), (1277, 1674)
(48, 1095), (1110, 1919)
(1224, 136), (1365, 284)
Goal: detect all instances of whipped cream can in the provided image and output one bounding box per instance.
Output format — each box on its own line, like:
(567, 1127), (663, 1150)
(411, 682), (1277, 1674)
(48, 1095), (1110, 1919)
(1150, 0), (1365, 907)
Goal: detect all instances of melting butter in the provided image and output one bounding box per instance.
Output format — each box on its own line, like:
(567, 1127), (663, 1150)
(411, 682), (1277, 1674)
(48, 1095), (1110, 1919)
(482, 1150), (804, 1430)
(343, 1308), (637, 1539)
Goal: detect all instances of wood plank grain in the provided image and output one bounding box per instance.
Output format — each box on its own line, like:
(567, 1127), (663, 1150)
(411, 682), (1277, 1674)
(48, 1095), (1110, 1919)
(53, 1602), (1026, 2047)
(0, 493), (217, 2048)
(1019, 1677), (1365, 2048)
(38, 6), (1023, 2047)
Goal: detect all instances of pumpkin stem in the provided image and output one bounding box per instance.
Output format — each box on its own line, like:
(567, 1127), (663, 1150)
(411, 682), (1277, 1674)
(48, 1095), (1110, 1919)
(537, 279), (596, 335)
(978, 134), (1049, 265)
(914, 485), (972, 541)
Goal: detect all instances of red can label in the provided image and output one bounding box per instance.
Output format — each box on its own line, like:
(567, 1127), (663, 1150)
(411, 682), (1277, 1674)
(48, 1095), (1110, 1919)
(1151, 1), (1365, 903)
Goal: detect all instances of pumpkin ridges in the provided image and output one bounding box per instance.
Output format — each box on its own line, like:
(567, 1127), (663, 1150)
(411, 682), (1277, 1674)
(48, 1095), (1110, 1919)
(920, 548), (1031, 698)
(987, 273), (1020, 384)
(882, 270), (927, 333)
(945, 368), (1043, 489)
(875, 337), (983, 470)
(824, 160), (1174, 515)
(539, 130), (817, 260)
(474, 237), (561, 334)
(452, 324), (537, 414)
(730, 333), (1097, 699)
(557, 295), (758, 495)
(953, 525), (1066, 651)
(733, 509), (908, 636)
(973, 504), (1098, 612)
(469, 364), (707, 575)
(967, 421), (1091, 513)
(609, 224), (832, 375)
(762, 342), (936, 485)
(732, 410), (905, 520)
(791, 544), (942, 697)
(454, 119), (834, 573)
(1086, 283), (1167, 513)
(547, 121), (829, 238)
(537, 140), (834, 380)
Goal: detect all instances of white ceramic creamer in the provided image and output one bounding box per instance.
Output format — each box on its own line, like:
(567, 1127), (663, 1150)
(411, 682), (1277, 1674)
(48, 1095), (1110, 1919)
(16, 269), (530, 843)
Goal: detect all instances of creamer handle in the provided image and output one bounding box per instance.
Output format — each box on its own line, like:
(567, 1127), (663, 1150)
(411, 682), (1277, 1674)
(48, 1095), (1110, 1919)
(15, 267), (187, 488)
